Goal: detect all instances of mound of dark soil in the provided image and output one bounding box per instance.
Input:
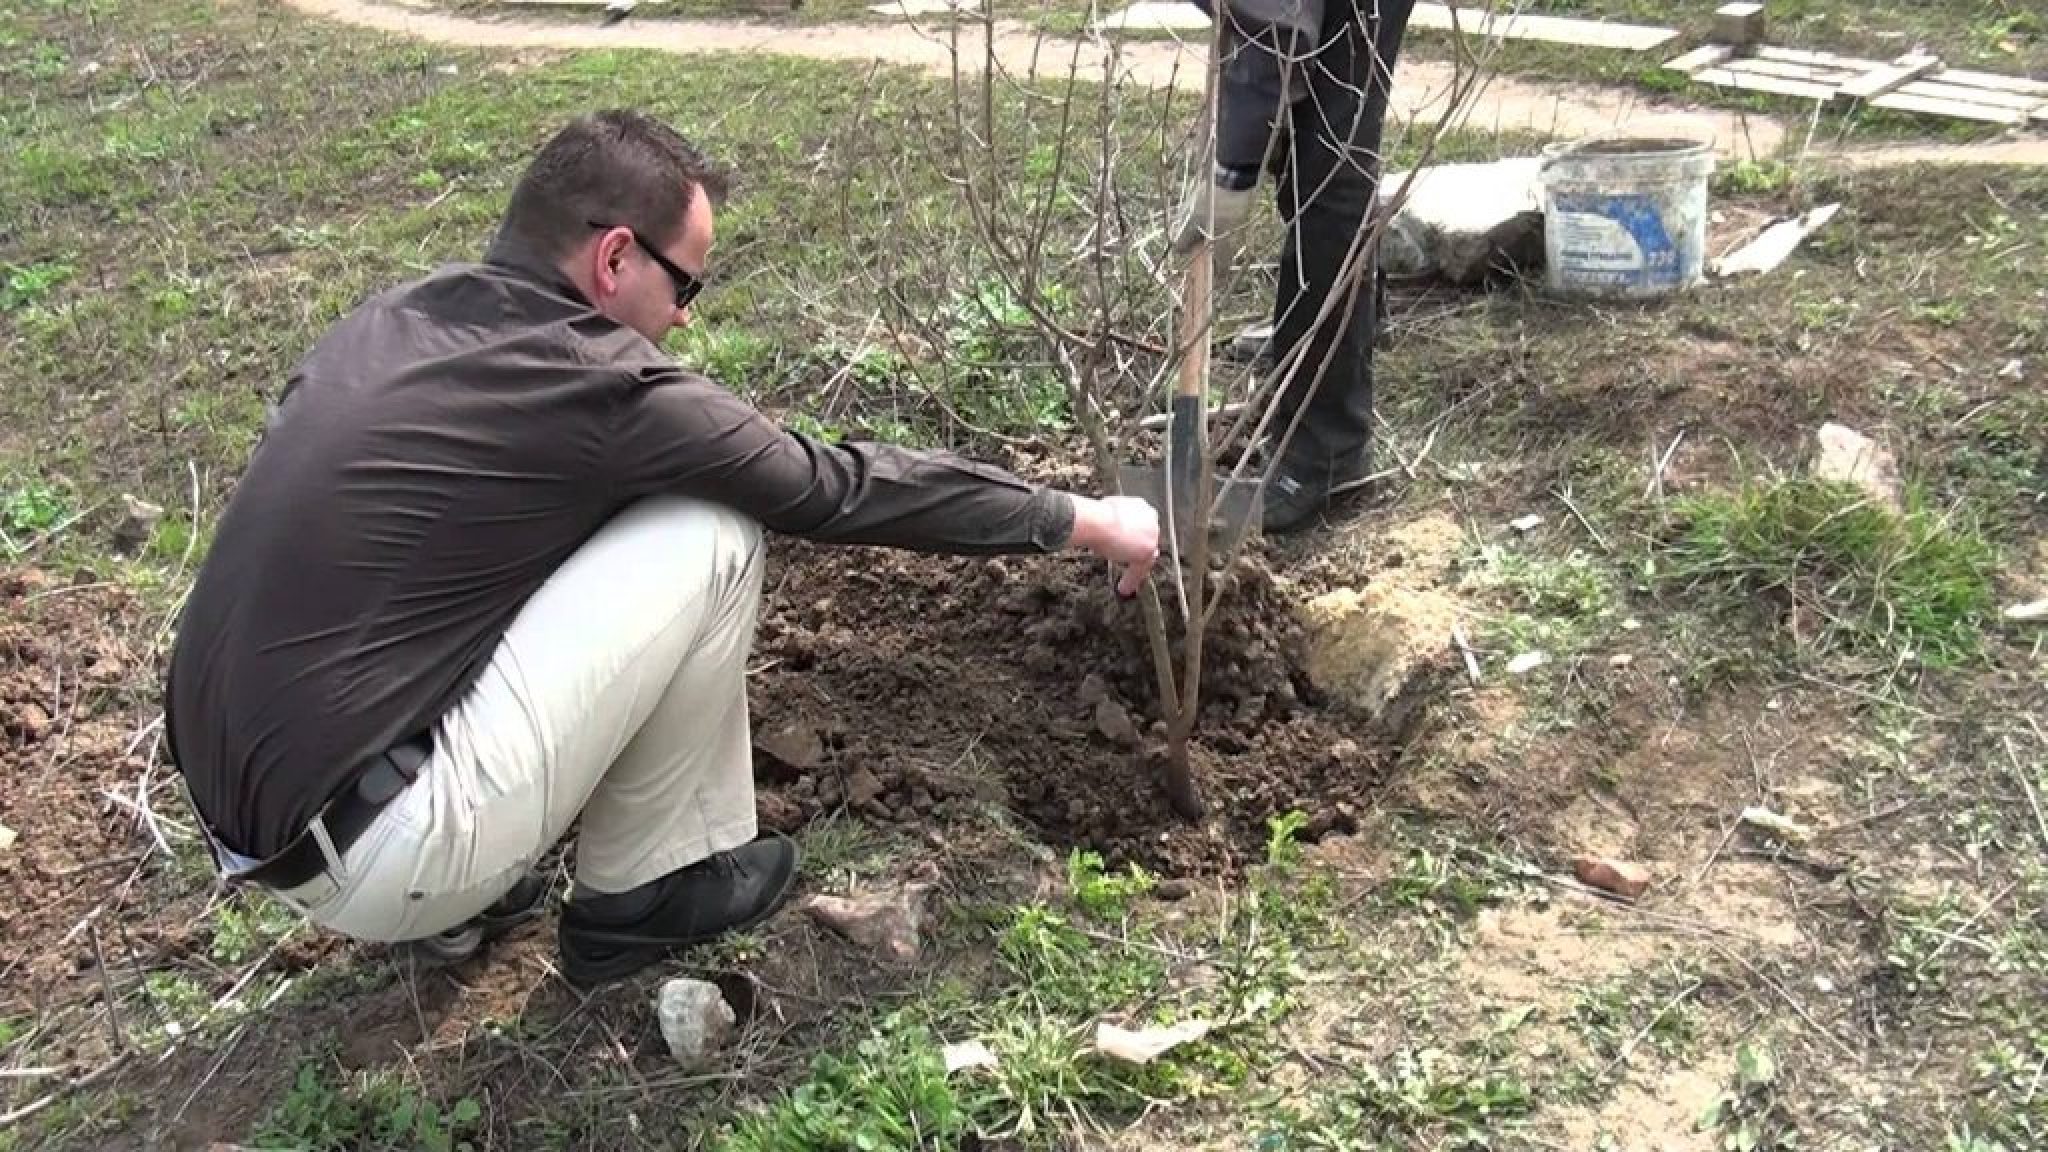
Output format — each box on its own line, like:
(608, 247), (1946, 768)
(747, 541), (1387, 878)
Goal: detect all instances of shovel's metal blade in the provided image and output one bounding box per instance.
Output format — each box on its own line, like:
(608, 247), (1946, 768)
(1116, 463), (1265, 553)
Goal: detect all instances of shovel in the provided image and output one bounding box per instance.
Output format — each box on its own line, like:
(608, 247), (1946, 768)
(1118, 233), (1266, 560)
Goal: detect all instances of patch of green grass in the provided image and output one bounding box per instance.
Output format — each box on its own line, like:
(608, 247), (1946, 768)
(1460, 540), (1620, 659)
(1881, 891), (1971, 997)
(1258, 1043), (1535, 1151)
(1066, 847), (1157, 921)
(140, 969), (214, 1034)
(723, 815), (1344, 1149)
(670, 321), (784, 394)
(798, 814), (897, 885)
(257, 1062), (484, 1152)
(1, 259), (72, 313)
(1658, 475), (2000, 669)
(1698, 1040), (1799, 1152)
(1375, 830), (1525, 922)
(1715, 159), (1801, 197)
(208, 890), (303, 966)
(1570, 961), (1702, 1068)
(1922, 390), (2048, 542)
(723, 1012), (972, 1152)
(1, 475), (70, 539)
(1965, 1020), (2048, 1151)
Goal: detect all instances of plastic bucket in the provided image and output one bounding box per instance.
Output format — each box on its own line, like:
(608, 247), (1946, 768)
(1538, 136), (1716, 300)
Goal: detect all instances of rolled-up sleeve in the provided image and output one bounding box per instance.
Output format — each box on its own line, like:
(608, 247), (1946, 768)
(607, 362), (1075, 555)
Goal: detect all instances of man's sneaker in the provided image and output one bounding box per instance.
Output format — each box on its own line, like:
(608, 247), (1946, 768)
(400, 870), (551, 967)
(557, 832), (801, 989)
(1264, 450), (1371, 535)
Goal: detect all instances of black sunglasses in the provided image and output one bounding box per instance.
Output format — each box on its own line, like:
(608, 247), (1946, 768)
(588, 220), (704, 310)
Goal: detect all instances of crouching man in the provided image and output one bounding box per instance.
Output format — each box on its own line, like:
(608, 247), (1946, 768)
(164, 109), (1159, 989)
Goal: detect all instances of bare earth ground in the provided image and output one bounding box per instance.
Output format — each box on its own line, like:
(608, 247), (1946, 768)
(310, 0), (1754, 163)
(2, 2), (2046, 1151)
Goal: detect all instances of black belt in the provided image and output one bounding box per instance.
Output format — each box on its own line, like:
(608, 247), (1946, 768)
(224, 733), (433, 891)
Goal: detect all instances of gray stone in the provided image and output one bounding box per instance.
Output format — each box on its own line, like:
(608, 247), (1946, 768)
(1378, 158), (1545, 284)
(110, 494), (163, 555)
(1093, 697), (1141, 747)
(1078, 672), (1110, 707)
(656, 978), (737, 1068)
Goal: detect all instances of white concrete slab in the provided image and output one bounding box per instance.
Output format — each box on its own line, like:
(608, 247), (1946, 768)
(869, 0), (971, 17)
(1096, 1), (1208, 32)
(1409, 3), (1678, 52)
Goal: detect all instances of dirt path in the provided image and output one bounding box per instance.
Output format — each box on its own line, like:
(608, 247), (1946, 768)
(285, 0), (2047, 168)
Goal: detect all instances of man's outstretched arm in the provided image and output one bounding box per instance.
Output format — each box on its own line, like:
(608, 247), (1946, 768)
(611, 363), (1160, 594)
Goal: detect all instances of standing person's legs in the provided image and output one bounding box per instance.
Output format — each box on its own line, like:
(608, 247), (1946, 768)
(1263, 0), (1413, 530)
(270, 495), (791, 976)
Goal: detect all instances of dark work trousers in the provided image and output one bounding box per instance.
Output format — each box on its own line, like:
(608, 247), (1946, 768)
(1263, 0), (1412, 476)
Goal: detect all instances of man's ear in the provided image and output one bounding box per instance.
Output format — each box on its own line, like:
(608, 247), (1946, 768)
(590, 228), (631, 298)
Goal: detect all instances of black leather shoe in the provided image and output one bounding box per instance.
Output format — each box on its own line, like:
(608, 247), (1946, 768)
(558, 833), (801, 989)
(400, 870), (551, 967)
(1264, 450), (1371, 535)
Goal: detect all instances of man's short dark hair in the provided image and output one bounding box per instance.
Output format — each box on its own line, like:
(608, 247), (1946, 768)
(497, 109), (729, 265)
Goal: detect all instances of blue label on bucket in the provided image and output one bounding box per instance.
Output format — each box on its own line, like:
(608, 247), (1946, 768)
(1551, 192), (1684, 289)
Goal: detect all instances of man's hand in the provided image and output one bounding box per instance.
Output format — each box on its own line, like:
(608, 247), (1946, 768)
(1068, 495), (1160, 598)
(1172, 167), (1256, 257)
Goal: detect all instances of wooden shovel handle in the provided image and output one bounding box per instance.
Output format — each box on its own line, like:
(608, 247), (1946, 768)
(1176, 236), (1212, 402)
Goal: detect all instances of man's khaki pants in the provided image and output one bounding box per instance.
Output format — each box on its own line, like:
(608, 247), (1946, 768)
(270, 496), (766, 942)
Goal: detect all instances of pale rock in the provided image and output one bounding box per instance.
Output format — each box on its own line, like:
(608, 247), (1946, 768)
(2005, 599), (2046, 622)
(803, 865), (937, 963)
(1506, 651), (1548, 675)
(755, 720), (824, 771)
(656, 978), (737, 1068)
(1608, 653), (1634, 668)
(12, 702), (52, 741)
(1092, 1018), (1212, 1064)
(1509, 513), (1544, 533)
(1714, 1), (1767, 47)
(1998, 358), (2023, 380)
(1298, 583), (1460, 738)
(1378, 158), (1546, 284)
(1739, 805), (1814, 843)
(1810, 422), (1903, 513)
(943, 1039), (998, 1073)
(1572, 855), (1651, 899)
(0, 823), (15, 853)
(846, 766), (886, 808)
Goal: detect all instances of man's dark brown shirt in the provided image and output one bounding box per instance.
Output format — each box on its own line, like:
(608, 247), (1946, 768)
(167, 240), (1073, 859)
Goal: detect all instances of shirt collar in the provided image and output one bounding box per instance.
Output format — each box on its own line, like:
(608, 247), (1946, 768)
(482, 228), (594, 308)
